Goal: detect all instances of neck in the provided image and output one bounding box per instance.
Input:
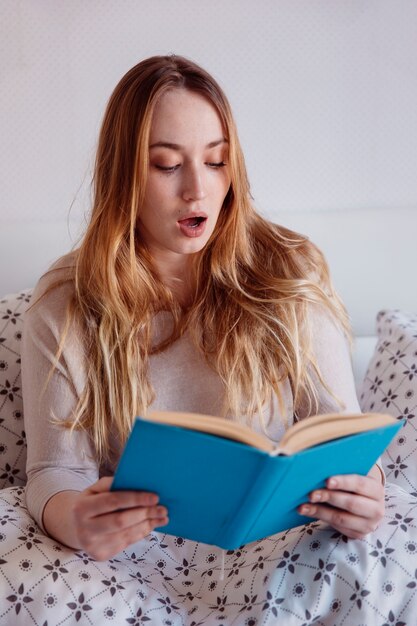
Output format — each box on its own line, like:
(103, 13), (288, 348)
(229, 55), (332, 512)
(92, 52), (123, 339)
(151, 250), (196, 307)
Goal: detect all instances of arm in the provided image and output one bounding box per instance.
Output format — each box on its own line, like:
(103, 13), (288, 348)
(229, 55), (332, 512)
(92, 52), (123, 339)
(22, 273), (168, 559)
(295, 304), (385, 538)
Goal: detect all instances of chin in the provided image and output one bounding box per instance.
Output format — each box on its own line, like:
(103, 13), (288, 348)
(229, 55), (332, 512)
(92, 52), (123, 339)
(177, 236), (212, 255)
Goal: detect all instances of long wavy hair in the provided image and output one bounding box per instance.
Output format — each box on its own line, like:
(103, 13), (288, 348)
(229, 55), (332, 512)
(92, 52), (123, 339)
(48, 55), (350, 463)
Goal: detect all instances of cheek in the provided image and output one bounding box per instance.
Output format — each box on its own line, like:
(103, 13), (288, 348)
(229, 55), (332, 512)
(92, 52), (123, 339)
(143, 179), (176, 214)
(210, 174), (229, 201)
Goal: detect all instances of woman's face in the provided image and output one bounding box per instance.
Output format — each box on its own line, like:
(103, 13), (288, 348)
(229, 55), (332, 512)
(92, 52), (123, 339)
(137, 88), (231, 269)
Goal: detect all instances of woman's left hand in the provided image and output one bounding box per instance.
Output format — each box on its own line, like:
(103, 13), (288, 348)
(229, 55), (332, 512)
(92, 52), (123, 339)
(298, 465), (385, 539)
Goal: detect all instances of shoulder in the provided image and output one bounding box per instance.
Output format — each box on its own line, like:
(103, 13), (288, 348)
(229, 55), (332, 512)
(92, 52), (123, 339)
(32, 251), (76, 300)
(275, 224), (328, 283)
(25, 251), (78, 334)
(264, 222), (350, 333)
(305, 302), (348, 341)
(35, 250), (76, 290)
(250, 217), (327, 282)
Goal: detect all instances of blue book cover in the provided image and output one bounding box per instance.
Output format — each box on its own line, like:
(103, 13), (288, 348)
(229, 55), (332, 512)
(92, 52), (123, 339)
(111, 415), (403, 550)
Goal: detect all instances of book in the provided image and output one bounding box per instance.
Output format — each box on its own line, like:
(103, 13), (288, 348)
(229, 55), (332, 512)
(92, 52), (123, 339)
(111, 411), (403, 550)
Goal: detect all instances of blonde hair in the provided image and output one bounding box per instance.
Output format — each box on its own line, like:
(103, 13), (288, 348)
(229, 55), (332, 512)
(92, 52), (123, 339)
(45, 55), (350, 463)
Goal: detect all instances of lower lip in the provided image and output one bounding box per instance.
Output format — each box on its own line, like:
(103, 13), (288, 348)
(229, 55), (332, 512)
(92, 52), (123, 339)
(177, 219), (207, 238)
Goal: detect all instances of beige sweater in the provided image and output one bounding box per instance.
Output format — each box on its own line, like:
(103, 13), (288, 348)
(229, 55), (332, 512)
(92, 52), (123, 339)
(21, 254), (361, 532)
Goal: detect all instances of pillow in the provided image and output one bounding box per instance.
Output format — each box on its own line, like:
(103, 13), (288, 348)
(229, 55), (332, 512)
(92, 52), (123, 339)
(360, 310), (417, 495)
(0, 289), (32, 489)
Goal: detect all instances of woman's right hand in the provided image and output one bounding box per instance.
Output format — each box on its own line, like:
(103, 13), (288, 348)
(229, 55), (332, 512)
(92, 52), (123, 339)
(43, 477), (169, 560)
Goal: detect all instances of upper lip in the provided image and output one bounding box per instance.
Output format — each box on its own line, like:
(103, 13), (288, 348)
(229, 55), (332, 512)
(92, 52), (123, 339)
(177, 211), (208, 222)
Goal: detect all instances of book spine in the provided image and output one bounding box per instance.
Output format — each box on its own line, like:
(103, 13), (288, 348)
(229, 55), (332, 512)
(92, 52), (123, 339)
(217, 454), (292, 550)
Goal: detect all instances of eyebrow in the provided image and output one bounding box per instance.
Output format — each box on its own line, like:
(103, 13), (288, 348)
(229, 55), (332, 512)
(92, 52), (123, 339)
(149, 138), (228, 150)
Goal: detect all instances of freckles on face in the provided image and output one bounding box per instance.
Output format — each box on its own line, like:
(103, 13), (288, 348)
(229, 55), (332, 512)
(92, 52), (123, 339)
(137, 88), (231, 261)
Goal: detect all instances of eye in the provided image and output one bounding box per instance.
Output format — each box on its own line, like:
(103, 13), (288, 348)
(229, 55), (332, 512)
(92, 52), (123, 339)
(154, 164), (180, 173)
(207, 161), (227, 169)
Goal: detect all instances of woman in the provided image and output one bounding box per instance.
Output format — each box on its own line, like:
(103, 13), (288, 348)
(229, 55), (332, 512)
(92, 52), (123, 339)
(22, 55), (384, 564)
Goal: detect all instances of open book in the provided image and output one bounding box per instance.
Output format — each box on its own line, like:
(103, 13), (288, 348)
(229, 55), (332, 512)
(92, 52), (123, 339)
(111, 411), (403, 549)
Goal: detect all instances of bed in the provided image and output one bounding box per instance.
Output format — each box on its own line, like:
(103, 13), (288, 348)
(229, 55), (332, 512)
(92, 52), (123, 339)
(1, 289), (416, 625)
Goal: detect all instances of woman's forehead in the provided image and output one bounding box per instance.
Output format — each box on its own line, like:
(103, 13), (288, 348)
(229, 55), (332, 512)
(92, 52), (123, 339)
(149, 89), (225, 146)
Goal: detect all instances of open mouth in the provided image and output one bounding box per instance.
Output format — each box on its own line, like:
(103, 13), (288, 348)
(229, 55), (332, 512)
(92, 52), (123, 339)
(177, 214), (208, 238)
(178, 216), (207, 228)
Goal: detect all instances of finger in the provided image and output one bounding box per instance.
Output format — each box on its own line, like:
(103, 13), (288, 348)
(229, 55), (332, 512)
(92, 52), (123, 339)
(75, 490), (160, 518)
(298, 503), (380, 535)
(86, 477), (115, 493)
(84, 505), (169, 535)
(82, 515), (169, 561)
(309, 489), (384, 520)
(113, 514), (169, 542)
(87, 476), (160, 500)
(325, 474), (384, 500)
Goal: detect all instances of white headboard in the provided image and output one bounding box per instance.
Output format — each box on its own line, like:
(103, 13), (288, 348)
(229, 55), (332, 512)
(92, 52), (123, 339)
(279, 206), (417, 336)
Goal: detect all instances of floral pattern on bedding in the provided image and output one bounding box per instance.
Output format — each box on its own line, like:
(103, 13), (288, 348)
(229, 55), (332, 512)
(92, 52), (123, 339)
(2, 293), (417, 625)
(360, 310), (417, 496)
(1, 483), (417, 625)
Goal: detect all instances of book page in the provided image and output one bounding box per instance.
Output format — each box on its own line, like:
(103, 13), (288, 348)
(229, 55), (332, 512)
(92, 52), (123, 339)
(147, 411), (275, 452)
(147, 410), (396, 456)
(278, 412), (395, 454)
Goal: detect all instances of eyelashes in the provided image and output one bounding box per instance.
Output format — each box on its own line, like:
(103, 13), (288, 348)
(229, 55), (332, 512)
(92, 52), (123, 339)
(154, 164), (180, 174)
(154, 162), (227, 174)
(208, 161), (227, 169)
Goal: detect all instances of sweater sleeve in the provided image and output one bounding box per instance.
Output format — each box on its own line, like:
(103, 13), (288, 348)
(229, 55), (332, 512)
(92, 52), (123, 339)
(295, 304), (361, 418)
(22, 266), (99, 532)
(294, 304), (385, 483)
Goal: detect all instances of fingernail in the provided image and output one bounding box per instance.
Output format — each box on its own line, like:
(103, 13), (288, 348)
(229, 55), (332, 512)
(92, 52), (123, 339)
(310, 491), (322, 502)
(301, 505), (315, 515)
(157, 506), (167, 516)
(328, 478), (337, 488)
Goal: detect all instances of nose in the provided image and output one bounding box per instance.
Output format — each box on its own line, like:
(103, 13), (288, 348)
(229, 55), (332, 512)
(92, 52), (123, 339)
(181, 164), (207, 202)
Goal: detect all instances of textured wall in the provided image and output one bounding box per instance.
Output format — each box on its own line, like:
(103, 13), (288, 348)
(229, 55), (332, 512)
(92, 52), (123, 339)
(1, 1), (416, 333)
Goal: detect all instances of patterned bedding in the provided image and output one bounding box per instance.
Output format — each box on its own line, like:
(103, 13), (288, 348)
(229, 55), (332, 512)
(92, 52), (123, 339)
(1, 292), (417, 625)
(1, 482), (417, 625)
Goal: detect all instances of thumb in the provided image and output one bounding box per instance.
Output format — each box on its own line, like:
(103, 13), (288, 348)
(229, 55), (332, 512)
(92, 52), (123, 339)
(87, 476), (114, 494)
